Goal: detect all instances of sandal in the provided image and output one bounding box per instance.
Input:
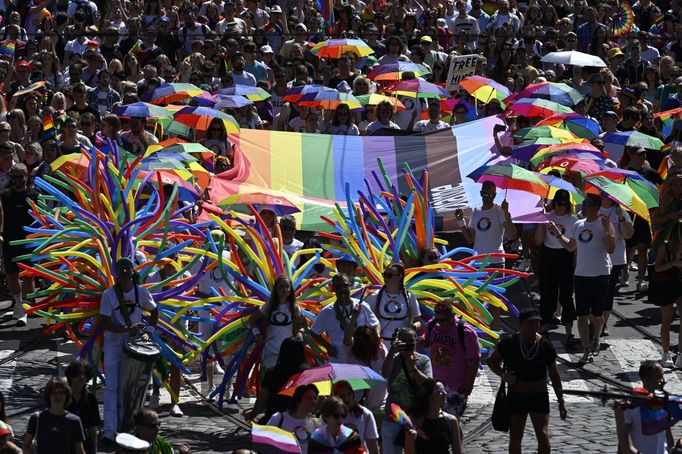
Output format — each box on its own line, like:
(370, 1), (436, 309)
(565, 335), (580, 349)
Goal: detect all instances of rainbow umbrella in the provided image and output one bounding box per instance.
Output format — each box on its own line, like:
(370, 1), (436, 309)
(278, 363), (386, 396)
(591, 168), (659, 209)
(214, 94), (253, 110)
(505, 98), (574, 119)
(584, 175), (650, 221)
(142, 83), (205, 105)
(367, 62), (431, 80)
(191, 91), (218, 106)
(113, 102), (173, 119)
(299, 91), (363, 110)
(12, 80), (47, 98)
(310, 38), (375, 58)
(356, 93), (406, 110)
(535, 156), (604, 175)
(538, 173), (585, 203)
(146, 139), (215, 161)
(603, 131), (664, 157)
(511, 137), (589, 161)
(384, 77), (450, 99)
(283, 84), (337, 103)
(530, 142), (604, 167)
(474, 163), (548, 197)
(173, 106), (240, 133)
(513, 126), (578, 142)
(536, 113), (601, 140)
(504, 82), (584, 107)
(459, 75), (511, 106)
(612, 1), (635, 37)
(219, 191), (301, 216)
(215, 85), (271, 101)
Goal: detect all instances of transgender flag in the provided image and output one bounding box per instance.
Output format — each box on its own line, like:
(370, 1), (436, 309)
(252, 423), (301, 454)
(316, 0), (334, 25)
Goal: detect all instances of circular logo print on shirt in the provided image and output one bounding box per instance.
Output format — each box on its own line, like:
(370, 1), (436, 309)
(270, 310), (292, 326)
(383, 299), (403, 316)
(477, 217), (492, 232)
(293, 426), (312, 441)
(578, 229), (594, 243)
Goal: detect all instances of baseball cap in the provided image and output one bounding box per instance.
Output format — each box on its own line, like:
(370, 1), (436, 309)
(420, 35), (433, 43)
(15, 60), (31, 72)
(518, 309), (542, 324)
(116, 433), (150, 452)
(607, 47), (624, 59)
(260, 45), (274, 54)
(270, 5), (282, 13)
(296, 23), (307, 32)
(160, 16), (170, 23)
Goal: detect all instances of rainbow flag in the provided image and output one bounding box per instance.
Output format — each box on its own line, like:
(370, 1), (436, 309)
(208, 116), (503, 231)
(252, 423), (301, 454)
(640, 397), (682, 435)
(0, 40), (15, 57)
(43, 115), (55, 140)
(316, 0), (334, 25)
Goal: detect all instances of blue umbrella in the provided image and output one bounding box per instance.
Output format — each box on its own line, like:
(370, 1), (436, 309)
(113, 102), (173, 119)
(214, 94), (253, 110)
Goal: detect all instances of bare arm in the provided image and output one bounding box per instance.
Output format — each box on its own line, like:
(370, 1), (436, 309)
(450, 415), (462, 454)
(88, 427), (97, 454)
(603, 222), (616, 255)
(615, 404), (637, 454)
(366, 438), (380, 454)
(548, 360), (567, 420)
(73, 441), (86, 454)
(22, 433), (36, 454)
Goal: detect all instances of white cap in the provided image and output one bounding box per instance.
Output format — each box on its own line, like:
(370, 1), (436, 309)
(260, 45), (274, 54)
(116, 433), (150, 452)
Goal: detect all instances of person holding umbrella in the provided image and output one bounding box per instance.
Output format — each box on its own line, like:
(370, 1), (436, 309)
(266, 384), (321, 454)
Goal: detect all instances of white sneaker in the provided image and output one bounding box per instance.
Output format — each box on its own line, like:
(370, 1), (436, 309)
(148, 394), (160, 409)
(630, 263), (638, 271)
(675, 354), (682, 370)
(214, 363), (225, 375)
(663, 352), (674, 368)
(170, 404), (183, 417)
(16, 315), (27, 327)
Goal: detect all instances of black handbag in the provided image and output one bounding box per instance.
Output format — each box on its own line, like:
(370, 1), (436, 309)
(491, 379), (511, 432)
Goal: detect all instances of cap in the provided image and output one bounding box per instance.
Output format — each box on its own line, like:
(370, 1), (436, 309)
(295, 23), (308, 32)
(437, 18), (447, 27)
(603, 110), (618, 118)
(260, 44), (274, 54)
(420, 35), (433, 43)
(607, 47), (624, 59)
(116, 433), (150, 452)
(553, 189), (571, 204)
(518, 309), (542, 324)
(0, 420), (12, 437)
(270, 5), (282, 13)
(210, 229), (225, 240)
(15, 60), (31, 72)
(337, 253), (358, 265)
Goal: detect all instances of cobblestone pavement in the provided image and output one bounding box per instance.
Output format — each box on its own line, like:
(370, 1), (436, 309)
(0, 272), (679, 453)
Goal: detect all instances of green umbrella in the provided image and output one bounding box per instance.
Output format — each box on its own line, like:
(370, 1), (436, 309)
(584, 175), (650, 221)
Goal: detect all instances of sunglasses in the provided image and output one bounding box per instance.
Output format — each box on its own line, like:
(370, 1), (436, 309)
(0, 129), (9, 133)
(480, 192), (496, 197)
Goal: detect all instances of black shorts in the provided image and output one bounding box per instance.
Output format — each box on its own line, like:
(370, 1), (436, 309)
(3, 243), (29, 274)
(625, 216), (652, 247)
(574, 275), (609, 317)
(509, 391), (550, 415)
(648, 266), (681, 306)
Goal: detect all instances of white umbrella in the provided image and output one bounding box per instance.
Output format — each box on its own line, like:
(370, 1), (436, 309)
(541, 51), (607, 68)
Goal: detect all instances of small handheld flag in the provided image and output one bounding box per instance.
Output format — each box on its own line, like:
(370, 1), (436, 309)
(43, 115), (55, 140)
(0, 41), (15, 57)
(251, 423), (301, 454)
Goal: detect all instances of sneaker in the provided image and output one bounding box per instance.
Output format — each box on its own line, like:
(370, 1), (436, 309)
(619, 269), (630, 287)
(16, 315), (27, 327)
(630, 263), (638, 271)
(636, 280), (649, 292)
(663, 352), (674, 368)
(214, 363), (225, 375)
(170, 404), (183, 417)
(600, 327), (609, 337)
(565, 334), (580, 350)
(514, 259), (530, 272)
(676, 354), (682, 370)
(578, 351), (592, 364)
(148, 394), (160, 409)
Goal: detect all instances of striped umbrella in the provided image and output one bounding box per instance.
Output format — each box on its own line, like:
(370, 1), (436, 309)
(142, 83), (205, 105)
(356, 93), (406, 110)
(173, 106), (240, 133)
(511, 137), (589, 162)
(299, 91), (363, 110)
(504, 82), (584, 107)
(215, 85), (271, 101)
(474, 163), (549, 197)
(283, 84), (337, 103)
(536, 113), (601, 140)
(384, 77), (450, 99)
(113, 102), (173, 119)
(530, 143), (605, 167)
(505, 98), (574, 119)
(310, 38), (375, 58)
(603, 131), (665, 153)
(367, 62), (431, 80)
(513, 126), (578, 142)
(459, 75), (511, 106)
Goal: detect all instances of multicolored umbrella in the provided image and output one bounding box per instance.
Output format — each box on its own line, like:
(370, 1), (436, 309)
(535, 156), (604, 175)
(538, 173), (585, 203)
(142, 83), (205, 105)
(536, 113), (601, 140)
(591, 168), (659, 209)
(173, 106), (240, 133)
(530, 142), (604, 167)
(513, 126), (578, 142)
(146, 139), (215, 161)
(299, 91), (363, 110)
(367, 62), (431, 80)
(459, 75), (511, 106)
(474, 163), (548, 197)
(603, 131), (665, 154)
(215, 85), (271, 101)
(283, 84), (337, 103)
(278, 363), (386, 396)
(511, 137), (589, 161)
(356, 93), (406, 110)
(384, 77), (450, 99)
(12, 80), (47, 98)
(584, 175), (650, 221)
(505, 98), (574, 119)
(219, 191), (301, 216)
(504, 82), (584, 107)
(113, 102), (173, 119)
(214, 94), (253, 110)
(309, 38), (375, 58)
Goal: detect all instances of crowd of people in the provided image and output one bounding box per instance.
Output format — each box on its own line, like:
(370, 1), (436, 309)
(0, 0), (681, 452)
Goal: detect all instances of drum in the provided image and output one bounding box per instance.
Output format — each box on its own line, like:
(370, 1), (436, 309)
(119, 336), (160, 432)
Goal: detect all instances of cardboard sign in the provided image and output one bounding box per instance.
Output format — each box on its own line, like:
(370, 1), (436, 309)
(446, 54), (478, 90)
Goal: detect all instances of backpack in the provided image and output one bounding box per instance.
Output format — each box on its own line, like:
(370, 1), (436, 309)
(425, 316), (466, 352)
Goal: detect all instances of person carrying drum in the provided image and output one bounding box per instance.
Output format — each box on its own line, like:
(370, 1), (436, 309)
(99, 258), (159, 445)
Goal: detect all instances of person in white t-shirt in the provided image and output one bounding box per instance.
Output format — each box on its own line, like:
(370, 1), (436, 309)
(311, 274), (380, 362)
(280, 214), (304, 258)
(366, 100), (401, 135)
(412, 101), (450, 133)
(457, 180), (517, 329)
(554, 194), (616, 364)
(365, 263), (422, 348)
(267, 384), (321, 454)
(616, 360), (672, 454)
(249, 275), (306, 369)
(598, 196), (634, 338)
(332, 380), (380, 454)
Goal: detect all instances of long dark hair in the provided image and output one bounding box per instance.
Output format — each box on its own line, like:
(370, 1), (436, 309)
(332, 380), (363, 418)
(273, 336), (308, 378)
(412, 378), (441, 419)
(350, 325), (382, 365)
(265, 275), (298, 324)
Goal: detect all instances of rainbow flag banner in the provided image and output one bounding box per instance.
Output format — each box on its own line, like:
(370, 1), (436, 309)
(211, 116), (507, 231)
(252, 423), (301, 454)
(43, 115), (55, 140)
(0, 40), (15, 57)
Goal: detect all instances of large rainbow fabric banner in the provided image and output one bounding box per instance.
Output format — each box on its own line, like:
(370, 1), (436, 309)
(212, 116), (507, 231)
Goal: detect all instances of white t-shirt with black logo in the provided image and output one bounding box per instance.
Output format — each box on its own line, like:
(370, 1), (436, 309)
(572, 218), (614, 277)
(468, 205), (507, 264)
(543, 212), (578, 249)
(260, 303), (294, 369)
(365, 290), (420, 345)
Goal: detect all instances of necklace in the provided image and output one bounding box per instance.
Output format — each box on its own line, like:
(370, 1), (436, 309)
(519, 333), (540, 361)
(334, 303), (353, 330)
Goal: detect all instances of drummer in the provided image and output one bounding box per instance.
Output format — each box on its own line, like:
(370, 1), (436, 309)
(100, 257), (159, 445)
